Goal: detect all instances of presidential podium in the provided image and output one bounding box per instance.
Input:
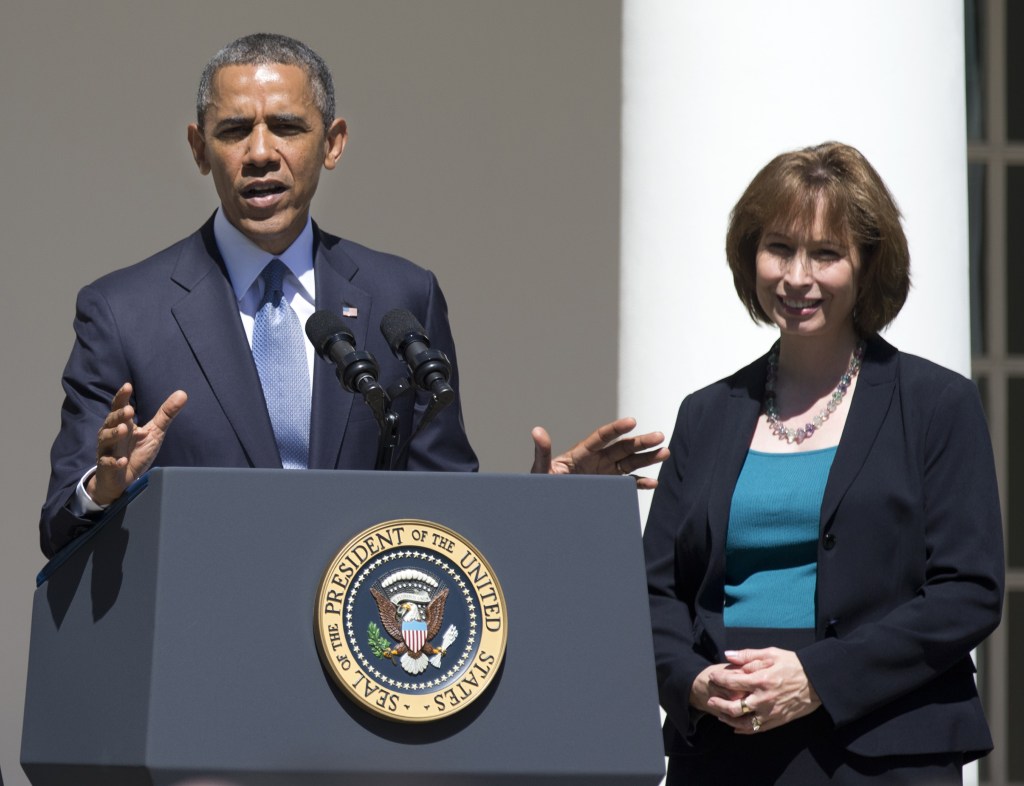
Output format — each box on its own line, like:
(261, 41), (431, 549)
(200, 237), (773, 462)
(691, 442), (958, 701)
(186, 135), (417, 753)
(22, 468), (664, 786)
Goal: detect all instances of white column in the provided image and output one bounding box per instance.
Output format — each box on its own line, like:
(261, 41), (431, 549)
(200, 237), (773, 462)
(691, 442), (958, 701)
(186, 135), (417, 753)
(620, 2), (972, 781)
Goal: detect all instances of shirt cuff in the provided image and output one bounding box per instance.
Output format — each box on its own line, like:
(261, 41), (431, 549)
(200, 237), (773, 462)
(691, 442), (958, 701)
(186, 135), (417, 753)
(71, 467), (108, 517)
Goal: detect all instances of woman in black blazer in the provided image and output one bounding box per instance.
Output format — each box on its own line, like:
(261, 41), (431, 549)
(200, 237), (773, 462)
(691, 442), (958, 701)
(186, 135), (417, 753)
(644, 142), (1004, 784)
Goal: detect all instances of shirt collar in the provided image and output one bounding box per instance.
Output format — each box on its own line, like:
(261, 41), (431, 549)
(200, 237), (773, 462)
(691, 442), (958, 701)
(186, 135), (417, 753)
(214, 208), (316, 303)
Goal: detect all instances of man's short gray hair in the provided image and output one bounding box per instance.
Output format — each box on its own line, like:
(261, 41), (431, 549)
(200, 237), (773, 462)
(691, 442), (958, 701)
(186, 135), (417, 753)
(196, 33), (335, 131)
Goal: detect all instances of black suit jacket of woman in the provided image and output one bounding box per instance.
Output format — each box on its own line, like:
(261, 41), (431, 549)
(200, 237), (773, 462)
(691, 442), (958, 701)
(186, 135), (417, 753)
(644, 336), (1004, 761)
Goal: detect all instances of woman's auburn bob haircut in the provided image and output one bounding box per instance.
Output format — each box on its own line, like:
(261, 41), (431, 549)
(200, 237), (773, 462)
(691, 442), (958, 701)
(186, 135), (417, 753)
(726, 141), (911, 337)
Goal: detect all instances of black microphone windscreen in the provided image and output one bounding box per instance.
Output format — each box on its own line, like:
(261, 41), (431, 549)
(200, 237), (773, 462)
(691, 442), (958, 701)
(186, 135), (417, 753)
(305, 310), (354, 353)
(380, 309), (426, 351)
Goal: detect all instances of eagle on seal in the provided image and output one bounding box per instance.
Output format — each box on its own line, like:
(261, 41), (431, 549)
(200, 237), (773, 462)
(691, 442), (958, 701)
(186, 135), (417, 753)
(371, 584), (453, 674)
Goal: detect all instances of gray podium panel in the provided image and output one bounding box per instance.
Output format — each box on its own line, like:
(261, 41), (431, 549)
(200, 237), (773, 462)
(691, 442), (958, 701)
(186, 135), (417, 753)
(22, 468), (664, 786)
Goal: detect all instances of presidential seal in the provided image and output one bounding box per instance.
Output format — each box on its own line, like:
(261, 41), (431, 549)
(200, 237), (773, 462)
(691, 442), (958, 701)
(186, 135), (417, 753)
(315, 519), (507, 722)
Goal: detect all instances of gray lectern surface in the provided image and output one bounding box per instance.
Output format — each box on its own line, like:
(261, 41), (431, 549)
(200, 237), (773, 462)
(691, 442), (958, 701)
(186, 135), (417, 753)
(22, 468), (664, 786)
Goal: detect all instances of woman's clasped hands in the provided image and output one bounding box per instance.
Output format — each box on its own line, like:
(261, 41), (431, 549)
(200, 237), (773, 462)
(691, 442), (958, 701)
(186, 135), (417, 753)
(692, 648), (822, 735)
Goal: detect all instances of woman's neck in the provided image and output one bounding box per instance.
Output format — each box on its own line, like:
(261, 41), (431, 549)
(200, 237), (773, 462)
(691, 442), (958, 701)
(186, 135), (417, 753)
(774, 329), (862, 390)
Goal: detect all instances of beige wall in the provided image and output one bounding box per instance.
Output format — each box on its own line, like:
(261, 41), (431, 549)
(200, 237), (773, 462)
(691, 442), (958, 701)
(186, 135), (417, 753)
(0, 2), (621, 782)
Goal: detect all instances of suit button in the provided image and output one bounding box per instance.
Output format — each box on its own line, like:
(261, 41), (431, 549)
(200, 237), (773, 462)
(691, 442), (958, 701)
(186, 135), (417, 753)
(823, 532), (837, 550)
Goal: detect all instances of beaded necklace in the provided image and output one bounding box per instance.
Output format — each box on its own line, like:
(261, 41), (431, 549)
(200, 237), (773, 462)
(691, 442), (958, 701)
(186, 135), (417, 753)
(764, 340), (866, 445)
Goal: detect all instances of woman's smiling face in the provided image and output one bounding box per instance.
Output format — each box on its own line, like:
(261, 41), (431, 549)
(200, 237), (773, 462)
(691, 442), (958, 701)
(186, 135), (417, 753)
(755, 200), (860, 342)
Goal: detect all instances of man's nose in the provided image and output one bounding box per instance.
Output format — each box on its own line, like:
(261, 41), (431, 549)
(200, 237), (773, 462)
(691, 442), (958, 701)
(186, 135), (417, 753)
(246, 125), (278, 166)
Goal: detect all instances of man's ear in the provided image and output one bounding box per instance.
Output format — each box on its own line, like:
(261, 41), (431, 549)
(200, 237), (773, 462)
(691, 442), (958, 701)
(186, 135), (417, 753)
(187, 124), (211, 175)
(323, 118), (348, 171)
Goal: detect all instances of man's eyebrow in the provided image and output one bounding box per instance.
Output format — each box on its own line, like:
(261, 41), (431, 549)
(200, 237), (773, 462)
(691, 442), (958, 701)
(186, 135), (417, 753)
(265, 113), (312, 126)
(212, 116), (253, 132)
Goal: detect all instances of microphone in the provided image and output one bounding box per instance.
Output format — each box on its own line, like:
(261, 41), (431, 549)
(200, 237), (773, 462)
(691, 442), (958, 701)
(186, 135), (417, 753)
(379, 309), (455, 407)
(305, 310), (387, 413)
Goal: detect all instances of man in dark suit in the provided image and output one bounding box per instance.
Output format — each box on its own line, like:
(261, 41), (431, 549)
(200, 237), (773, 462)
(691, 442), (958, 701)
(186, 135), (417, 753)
(41, 33), (667, 557)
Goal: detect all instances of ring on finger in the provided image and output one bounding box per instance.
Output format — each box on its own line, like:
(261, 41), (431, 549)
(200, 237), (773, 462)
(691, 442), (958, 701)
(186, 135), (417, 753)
(751, 715), (762, 732)
(739, 699), (752, 715)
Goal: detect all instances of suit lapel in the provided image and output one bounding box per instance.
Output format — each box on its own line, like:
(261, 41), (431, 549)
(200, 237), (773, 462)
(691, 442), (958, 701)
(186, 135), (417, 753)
(820, 336), (898, 525)
(693, 354), (765, 648)
(308, 227), (374, 469)
(170, 221), (282, 468)
(707, 357), (766, 563)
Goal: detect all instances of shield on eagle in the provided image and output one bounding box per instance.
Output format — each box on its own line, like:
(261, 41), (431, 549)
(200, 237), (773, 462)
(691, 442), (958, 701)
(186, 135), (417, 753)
(402, 619), (428, 653)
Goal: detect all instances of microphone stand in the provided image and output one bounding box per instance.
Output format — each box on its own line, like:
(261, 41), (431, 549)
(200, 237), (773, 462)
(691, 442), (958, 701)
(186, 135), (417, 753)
(372, 377), (412, 471)
(374, 410), (400, 471)
(354, 369), (455, 471)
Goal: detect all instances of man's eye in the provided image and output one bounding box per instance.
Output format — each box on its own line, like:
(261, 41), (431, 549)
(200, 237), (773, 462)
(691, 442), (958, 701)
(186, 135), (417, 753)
(217, 127), (250, 140)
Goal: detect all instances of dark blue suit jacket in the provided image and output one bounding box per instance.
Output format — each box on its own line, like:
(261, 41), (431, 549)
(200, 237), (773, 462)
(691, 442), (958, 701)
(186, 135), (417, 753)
(644, 336), (1003, 761)
(41, 216), (478, 556)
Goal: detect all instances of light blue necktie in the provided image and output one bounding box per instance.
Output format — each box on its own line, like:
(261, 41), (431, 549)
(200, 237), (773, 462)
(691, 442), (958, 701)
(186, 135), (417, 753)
(252, 259), (311, 469)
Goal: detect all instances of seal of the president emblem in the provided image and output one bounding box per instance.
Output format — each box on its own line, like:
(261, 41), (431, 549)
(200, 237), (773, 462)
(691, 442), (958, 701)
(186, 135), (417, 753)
(315, 519), (507, 722)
